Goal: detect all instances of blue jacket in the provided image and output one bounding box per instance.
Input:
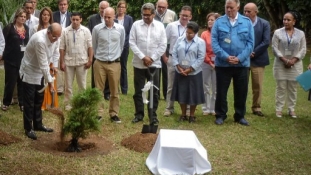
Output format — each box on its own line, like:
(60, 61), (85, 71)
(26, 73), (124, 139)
(211, 13), (254, 67)
(251, 17), (270, 67)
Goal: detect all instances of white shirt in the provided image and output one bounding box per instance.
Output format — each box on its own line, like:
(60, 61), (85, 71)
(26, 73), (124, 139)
(20, 29), (60, 85)
(0, 27), (5, 55)
(60, 12), (67, 28)
(25, 15), (39, 32)
(228, 13), (238, 26)
(166, 20), (187, 54)
(129, 19), (167, 69)
(60, 25), (93, 66)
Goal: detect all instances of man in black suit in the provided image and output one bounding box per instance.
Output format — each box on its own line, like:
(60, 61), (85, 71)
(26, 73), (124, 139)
(88, 0), (111, 100)
(244, 2), (270, 117)
(53, 0), (71, 96)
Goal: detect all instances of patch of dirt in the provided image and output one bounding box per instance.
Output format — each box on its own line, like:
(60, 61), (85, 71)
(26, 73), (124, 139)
(0, 129), (22, 146)
(121, 132), (158, 153)
(30, 131), (115, 157)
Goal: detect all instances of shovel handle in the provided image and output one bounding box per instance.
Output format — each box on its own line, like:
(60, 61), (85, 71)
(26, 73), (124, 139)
(51, 91), (55, 108)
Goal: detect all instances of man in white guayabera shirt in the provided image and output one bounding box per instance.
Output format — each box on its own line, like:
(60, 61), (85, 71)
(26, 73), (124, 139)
(20, 23), (62, 140)
(129, 3), (167, 125)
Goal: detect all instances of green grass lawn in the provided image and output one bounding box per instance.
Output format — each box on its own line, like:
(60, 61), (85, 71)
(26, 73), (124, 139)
(0, 47), (311, 175)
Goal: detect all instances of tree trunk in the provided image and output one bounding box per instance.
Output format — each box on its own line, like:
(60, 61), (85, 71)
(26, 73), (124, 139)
(66, 138), (82, 152)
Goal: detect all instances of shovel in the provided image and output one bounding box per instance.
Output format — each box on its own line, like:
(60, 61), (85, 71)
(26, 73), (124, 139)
(141, 66), (158, 134)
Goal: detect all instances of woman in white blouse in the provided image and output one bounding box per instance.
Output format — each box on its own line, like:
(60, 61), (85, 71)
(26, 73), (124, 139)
(272, 11), (306, 118)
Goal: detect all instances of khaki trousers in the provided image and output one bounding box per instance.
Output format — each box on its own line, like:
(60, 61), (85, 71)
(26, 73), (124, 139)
(250, 66), (265, 112)
(64, 65), (87, 104)
(93, 60), (121, 116)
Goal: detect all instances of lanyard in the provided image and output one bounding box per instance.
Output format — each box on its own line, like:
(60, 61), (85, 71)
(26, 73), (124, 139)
(286, 32), (292, 46)
(178, 25), (185, 37)
(184, 40), (194, 56)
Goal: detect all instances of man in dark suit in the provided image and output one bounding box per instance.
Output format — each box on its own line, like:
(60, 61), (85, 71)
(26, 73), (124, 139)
(116, 1), (133, 95)
(53, 0), (71, 96)
(88, 0), (110, 100)
(244, 2), (270, 117)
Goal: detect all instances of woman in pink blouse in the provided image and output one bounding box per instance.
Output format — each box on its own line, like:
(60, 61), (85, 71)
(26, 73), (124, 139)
(201, 12), (220, 116)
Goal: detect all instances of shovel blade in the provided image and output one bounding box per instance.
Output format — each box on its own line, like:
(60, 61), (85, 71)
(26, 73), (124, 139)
(141, 124), (158, 134)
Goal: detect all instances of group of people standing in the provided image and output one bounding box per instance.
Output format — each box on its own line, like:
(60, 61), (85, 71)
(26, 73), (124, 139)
(0, 0), (310, 140)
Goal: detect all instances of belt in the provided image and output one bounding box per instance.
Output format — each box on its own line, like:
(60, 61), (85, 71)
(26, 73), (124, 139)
(98, 58), (120, 64)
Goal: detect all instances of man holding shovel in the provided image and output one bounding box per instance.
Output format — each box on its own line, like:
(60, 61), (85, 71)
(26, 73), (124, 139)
(20, 23), (62, 140)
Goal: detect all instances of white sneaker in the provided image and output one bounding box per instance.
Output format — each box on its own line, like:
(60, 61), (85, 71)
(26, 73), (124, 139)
(163, 110), (172, 116)
(276, 111), (282, 118)
(288, 111), (297, 118)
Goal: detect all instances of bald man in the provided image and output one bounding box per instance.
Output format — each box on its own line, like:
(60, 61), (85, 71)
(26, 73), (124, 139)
(244, 2), (270, 117)
(155, 0), (177, 100)
(88, 0), (111, 100)
(92, 7), (125, 123)
(20, 23), (62, 140)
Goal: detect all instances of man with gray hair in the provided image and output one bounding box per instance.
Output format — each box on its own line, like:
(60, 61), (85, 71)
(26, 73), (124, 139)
(212, 0), (254, 126)
(20, 23), (62, 140)
(130, 3), (167, 125)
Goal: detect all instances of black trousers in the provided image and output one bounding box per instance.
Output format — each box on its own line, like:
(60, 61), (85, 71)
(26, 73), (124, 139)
(3, 62), (23, 106)
(133, 67), (160, 120)
(91, 58), (110, 97)
(215, 67), (249, 120)
(120, 47), (129, 94)
(159, 58), (168, 100)
(23, 79), (45, 131)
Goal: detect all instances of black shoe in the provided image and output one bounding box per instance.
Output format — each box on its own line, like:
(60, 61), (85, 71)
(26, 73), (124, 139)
(253, 111), (264, 117)
(104, 96), (110, 101)
(25, 130), (37, 140)
(57, 92), (63, 96)
(132, 117), (143, 123)
(234, 118), (249, 126)
(34, 125), (54, 132)
(110, 115), (121, 123)
(189, 116), (196, 123)
(179, 116), (188, 122)
(150, 118), (159, 125)
(215, 118), (224, 125)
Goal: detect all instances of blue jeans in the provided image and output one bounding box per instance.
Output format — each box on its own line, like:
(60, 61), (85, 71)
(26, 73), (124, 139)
(215, 67), (249, 120)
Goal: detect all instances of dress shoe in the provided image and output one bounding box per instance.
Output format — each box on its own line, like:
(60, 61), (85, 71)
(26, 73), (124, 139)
(104, 95), (110, 101)
(189, 116), (196, 123)
(253, 111), (264, 117)
(234, 118), (249, 126)
(150, 118), (159, 125)
(179, 115), (188, 122)
(25, 130), (37, 140)
(132, 117), (143, 123)
(57, 92), (63, 96)
(34, 125), (54, 132)
(215, 118), (224, 125)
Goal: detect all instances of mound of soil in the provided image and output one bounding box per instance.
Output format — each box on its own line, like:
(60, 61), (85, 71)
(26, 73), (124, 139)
(121, 132), (158, 153)
(31, 131), (115, 157)
(0, 129), (22, 146)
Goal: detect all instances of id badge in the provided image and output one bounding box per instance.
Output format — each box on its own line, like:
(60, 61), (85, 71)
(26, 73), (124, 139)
(181, 60), (189, 66)
(224, 38), (231, 43)
(72, 48), (78, 54)
(285, 49), (292, 56)
(20, 45), (26, 52)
